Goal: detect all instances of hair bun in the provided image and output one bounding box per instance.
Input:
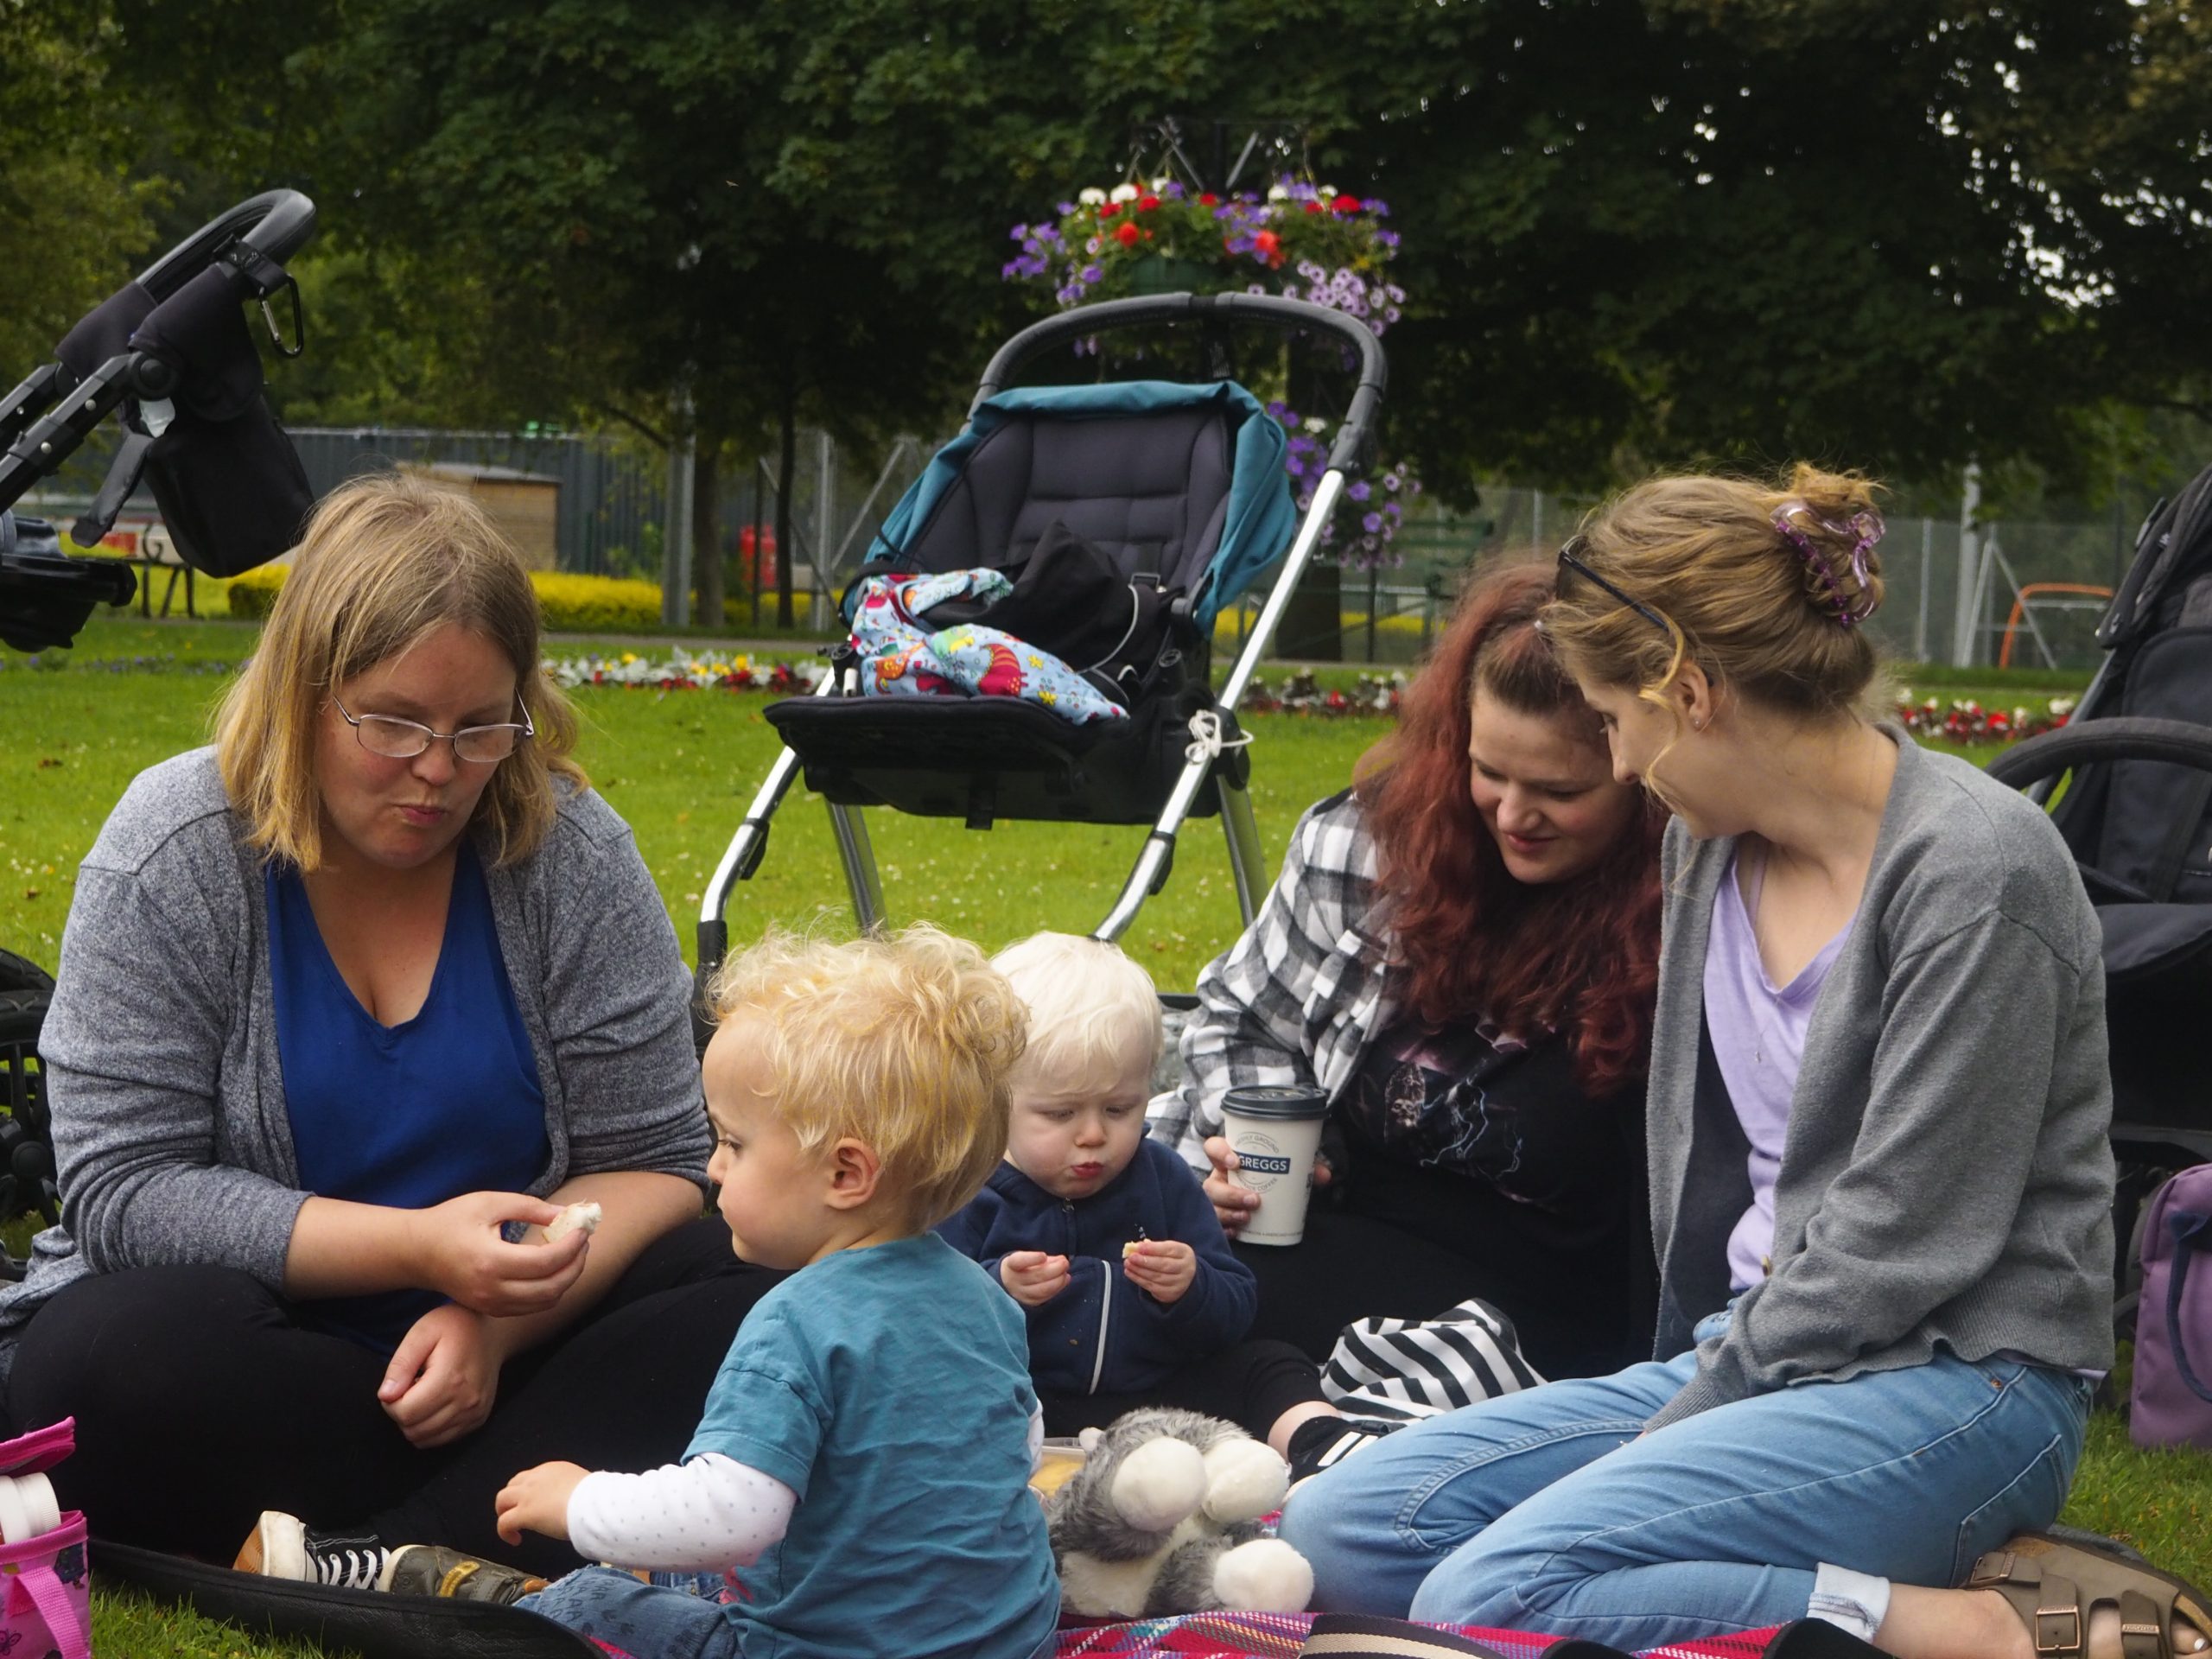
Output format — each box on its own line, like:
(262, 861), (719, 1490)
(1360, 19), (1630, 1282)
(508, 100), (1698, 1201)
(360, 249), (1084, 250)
(1772, 467), (1885, 629)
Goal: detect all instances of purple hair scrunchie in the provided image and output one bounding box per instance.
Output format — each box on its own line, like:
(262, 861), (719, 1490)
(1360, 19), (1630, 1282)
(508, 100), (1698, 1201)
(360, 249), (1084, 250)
(1771, 499), (1885, 628)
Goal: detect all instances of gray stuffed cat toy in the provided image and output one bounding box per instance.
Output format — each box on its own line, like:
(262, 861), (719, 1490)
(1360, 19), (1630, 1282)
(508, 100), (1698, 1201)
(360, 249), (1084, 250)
(1045, 1407), (1314, 1620)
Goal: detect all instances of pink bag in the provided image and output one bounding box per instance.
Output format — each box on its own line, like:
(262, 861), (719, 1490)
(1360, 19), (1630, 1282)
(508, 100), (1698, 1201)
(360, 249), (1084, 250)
(0, 1418), (90, 1659)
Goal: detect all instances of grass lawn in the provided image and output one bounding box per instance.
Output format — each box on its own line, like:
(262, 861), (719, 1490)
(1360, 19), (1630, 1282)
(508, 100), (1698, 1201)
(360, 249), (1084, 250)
(3, 610), (2206, 1657)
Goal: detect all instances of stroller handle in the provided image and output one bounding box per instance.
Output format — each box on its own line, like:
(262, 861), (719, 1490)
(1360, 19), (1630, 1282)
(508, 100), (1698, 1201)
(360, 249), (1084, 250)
(973, 293), (1389, 475)
(138, 189), (319, 303)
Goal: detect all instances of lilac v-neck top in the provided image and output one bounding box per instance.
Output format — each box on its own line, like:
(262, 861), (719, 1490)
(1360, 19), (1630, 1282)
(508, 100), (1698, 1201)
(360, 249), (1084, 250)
(1704, 850), (1854, 1294)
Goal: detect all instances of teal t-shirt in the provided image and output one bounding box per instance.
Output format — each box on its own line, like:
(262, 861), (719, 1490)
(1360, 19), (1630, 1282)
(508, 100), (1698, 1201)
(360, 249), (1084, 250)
(684, 1232), (1058, 1659)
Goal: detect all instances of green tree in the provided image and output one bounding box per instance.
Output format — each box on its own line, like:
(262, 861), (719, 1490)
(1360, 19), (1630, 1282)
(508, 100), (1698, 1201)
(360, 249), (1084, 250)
(0, 0), (169, 388)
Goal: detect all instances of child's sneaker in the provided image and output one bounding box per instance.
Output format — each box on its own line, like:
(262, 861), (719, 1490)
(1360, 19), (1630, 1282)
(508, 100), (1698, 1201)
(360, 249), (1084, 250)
(383, 1544), (549, 1604)
(234, 1510), (393, 1589)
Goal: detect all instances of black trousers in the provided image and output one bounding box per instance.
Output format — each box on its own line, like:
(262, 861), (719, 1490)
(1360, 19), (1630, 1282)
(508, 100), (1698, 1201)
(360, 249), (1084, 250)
(6, 1217), (782, 1576)
(1037, 1338), (1323, 1444)
(1230, 1208), (1639, 1382)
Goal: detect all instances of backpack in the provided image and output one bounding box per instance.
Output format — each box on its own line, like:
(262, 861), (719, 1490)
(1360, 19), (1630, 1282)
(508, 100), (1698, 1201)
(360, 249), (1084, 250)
(912, 520), (1181, 707)
(2130, 1162), (2212, 1451)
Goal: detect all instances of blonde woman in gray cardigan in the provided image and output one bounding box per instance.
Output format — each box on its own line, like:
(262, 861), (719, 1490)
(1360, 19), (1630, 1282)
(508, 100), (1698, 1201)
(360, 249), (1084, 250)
(0, 475), (780, 1579)
(1282, 467), (2212, 1659)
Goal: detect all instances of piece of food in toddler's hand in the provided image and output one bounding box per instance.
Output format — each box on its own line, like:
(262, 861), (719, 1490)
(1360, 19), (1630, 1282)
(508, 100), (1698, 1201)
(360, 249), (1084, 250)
(1122, 1240), (1143, 1259)
(546, 1201), (602, 1243)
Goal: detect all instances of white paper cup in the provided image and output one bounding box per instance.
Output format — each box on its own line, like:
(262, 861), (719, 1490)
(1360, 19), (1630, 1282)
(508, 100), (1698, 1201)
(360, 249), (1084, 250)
(1220, 1085), (1329, 1246)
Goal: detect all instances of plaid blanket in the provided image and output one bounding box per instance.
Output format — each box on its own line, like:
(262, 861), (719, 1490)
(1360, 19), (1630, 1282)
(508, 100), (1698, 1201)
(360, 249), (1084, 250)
(1053, 1612), (1780, 1658)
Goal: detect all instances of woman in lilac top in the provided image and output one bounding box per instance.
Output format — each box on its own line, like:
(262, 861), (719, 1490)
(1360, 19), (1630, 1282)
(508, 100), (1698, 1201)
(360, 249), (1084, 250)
(1284, 466), (2212, 1659)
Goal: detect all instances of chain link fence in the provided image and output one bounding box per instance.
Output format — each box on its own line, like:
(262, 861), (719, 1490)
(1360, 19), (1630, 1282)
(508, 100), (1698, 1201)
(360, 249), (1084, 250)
(20, 424), (2167, 668)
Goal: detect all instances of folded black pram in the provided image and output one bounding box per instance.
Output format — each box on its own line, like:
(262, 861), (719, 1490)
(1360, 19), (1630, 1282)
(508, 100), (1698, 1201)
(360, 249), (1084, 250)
(695, 293), (1385, 995)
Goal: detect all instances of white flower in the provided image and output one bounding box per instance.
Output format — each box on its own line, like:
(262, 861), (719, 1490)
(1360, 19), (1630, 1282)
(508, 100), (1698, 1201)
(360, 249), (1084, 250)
(1110, 182), (1139, 203)
(1078, 187), (1106, 206)
(1267, 184), (1289, 201)
(1305, 417), (1326, 434)
(1149, 175), (1172, 193)
(1319, 183), (1338, 199)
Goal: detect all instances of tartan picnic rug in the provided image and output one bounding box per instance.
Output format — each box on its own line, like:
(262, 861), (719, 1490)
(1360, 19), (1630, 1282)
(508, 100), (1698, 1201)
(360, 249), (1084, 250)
(1051, 1612), (1781, 1658)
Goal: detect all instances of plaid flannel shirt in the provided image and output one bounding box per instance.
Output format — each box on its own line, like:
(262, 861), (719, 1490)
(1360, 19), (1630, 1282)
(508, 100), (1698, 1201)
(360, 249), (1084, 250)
(1147, 789), (1399, 1173)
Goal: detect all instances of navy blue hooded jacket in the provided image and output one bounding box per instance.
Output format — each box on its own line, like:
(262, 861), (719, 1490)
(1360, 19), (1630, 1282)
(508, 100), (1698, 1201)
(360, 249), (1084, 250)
(936, 1136), (1258, 1395)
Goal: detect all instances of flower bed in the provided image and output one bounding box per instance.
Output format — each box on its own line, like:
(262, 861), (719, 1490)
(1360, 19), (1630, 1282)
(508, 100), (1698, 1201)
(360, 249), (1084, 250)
(545, 651), (826, 693)
(1239, 671), (1405, 717)
(1894, 692), (2075, 745)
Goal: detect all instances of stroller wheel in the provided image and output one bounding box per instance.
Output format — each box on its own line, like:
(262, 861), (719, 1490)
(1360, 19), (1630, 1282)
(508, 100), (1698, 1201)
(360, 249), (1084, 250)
(0, 950), (53, 996)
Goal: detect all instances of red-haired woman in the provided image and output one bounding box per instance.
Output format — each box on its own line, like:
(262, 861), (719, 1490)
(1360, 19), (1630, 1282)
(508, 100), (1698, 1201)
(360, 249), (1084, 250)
(1150, 559), (1664, 1388)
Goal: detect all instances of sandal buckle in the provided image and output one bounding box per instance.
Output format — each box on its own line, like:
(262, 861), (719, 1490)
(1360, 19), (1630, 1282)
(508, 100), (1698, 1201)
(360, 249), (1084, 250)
(2035, 1605), (2081, 1654)
(1968, 1550), (2016, 1588)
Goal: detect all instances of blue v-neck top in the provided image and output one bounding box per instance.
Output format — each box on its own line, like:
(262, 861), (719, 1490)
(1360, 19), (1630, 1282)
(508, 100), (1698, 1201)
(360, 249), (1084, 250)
(266, 840), (549, 1351)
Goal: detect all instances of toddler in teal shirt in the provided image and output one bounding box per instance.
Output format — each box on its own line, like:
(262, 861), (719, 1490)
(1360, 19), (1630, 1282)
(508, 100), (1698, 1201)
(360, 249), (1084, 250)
(493, 925), (1058, 1659)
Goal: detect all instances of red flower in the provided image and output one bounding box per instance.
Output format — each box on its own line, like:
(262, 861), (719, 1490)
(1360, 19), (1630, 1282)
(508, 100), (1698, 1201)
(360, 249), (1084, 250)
(1254, 229), (1281, 264)
(1304, 200), (1324, 214)
(1198, 192), (1218, 206)
(1138, 194), (1160, 211)
(1115, 219), (1141, 248)
(1100, 201), (1119, 218)
(1333, 194), (1363, 213)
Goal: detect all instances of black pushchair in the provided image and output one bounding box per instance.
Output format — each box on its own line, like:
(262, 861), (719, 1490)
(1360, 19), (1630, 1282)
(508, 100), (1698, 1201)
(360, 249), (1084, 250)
(0, 188), (320, 1268)
(0, 188), (317, 651)
(691, 293), (1386, 999)
(1987, 463), (2212, 1171)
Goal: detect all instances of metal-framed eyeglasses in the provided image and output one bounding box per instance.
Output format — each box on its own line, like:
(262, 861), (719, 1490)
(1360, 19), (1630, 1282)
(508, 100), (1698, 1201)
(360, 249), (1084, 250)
(1556, 536), (1671, 635)
(330, 695), (536, 764)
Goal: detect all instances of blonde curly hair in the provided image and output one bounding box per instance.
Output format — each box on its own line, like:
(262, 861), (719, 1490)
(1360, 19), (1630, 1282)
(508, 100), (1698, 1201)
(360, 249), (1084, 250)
(708, 925), (1027, 1230)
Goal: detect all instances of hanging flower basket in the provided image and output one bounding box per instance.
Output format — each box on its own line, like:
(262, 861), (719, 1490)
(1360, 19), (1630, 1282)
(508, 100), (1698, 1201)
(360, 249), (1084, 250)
(1003, 176), (1418, 567)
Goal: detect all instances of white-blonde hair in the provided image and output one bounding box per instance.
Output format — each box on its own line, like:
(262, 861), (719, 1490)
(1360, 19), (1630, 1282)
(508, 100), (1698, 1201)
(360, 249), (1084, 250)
(708, 925), (1027, 1230)
(990, 932), (1160, 1089)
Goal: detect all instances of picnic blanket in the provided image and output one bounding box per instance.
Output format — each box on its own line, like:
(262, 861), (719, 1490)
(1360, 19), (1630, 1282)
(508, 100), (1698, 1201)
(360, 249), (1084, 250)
(1052, 1612), (1780, 1659)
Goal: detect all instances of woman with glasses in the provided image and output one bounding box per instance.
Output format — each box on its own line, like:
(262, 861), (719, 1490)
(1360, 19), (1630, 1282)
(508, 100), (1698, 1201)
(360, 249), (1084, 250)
(0, 473), (779, 1578)
(1284, 466), (2212, 1659)
(1149, 560), (1666, 1415)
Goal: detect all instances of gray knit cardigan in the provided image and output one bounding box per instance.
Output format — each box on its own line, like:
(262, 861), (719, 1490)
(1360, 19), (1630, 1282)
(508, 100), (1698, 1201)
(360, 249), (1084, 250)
(0, 748), (710, 1382)
(1643, 728), (2115, 1433)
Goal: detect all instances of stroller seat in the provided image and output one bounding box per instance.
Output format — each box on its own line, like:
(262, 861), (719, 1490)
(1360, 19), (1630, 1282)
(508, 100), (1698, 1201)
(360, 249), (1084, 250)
(766, 379), (1292, 829)
(695, 292), (1386, 1003)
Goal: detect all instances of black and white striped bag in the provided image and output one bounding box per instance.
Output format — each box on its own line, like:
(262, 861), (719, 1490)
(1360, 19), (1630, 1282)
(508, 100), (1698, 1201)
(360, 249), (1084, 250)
(1320, 1299), (1545, 1423)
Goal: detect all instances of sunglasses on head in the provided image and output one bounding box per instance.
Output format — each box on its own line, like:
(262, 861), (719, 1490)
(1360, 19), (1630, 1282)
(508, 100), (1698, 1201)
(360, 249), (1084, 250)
(1556, 536), (1670, 635)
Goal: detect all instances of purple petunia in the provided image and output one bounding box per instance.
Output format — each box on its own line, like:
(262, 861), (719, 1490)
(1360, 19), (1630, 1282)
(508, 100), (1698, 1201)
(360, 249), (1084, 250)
(1363, 512), (1383, 534)
(1349, 480), (1370, 501)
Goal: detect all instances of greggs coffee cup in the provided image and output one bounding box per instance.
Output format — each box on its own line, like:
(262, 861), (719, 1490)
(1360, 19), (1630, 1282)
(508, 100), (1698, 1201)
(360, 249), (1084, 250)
(1219, 1084), (1330, 1246)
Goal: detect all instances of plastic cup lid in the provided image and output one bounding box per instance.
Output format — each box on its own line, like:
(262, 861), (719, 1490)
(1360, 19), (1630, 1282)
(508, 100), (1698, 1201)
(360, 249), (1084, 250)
(1220, 1085), (1329, 1121)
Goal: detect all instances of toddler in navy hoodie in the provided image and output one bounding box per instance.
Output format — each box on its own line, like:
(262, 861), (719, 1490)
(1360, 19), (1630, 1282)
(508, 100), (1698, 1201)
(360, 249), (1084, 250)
(938, 934), (1333, 1449)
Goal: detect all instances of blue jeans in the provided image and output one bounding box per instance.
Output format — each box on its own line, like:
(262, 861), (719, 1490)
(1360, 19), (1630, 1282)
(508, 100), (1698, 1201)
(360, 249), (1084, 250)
(518, 1567), (744, 1659)
(516, 1565), (1063, 1659)
(1278, 1317), (2092, 1651)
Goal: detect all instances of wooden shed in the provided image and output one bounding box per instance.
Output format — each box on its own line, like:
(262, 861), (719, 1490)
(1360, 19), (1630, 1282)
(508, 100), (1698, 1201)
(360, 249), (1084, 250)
(401, 461), (561, 570)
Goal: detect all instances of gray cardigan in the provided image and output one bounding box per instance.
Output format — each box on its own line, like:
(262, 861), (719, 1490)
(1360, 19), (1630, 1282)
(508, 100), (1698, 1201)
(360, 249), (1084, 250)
(0, 748), (710, 1381)
(1643, 728), (2115, 1433)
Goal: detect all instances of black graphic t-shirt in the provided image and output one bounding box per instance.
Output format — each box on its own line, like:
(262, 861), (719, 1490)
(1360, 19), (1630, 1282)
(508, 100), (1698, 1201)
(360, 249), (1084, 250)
(1343, 1019), (1632, 1219)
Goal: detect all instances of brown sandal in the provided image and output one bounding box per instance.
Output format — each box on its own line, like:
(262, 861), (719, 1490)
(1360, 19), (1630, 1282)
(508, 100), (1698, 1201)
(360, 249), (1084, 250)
(1966, 1533), (2212, 1658)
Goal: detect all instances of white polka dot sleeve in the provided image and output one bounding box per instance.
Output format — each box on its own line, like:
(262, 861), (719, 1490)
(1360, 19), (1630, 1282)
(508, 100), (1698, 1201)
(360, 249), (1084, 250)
(565, 1453), (798, 1573)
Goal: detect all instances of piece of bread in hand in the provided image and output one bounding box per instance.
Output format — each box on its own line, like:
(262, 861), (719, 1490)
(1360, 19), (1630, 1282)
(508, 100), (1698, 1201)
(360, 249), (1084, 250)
(546, 1201), (602, 1243)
